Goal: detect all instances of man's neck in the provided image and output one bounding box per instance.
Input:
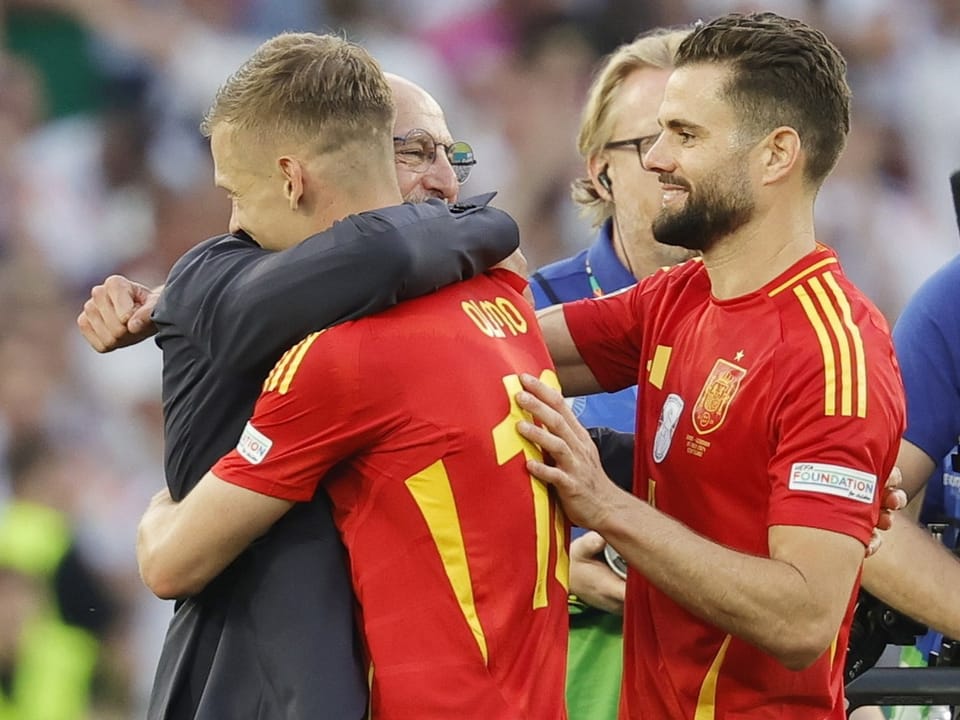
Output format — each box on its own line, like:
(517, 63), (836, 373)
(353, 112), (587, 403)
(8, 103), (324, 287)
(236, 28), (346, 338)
(312, 183), (405, 233)
(702, 207), (817, 300)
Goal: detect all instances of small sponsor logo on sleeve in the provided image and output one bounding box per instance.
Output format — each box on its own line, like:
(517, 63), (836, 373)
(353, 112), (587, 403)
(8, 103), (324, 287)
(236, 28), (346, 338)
(236, 422), (273, 465)
(788, 463), (877, 504)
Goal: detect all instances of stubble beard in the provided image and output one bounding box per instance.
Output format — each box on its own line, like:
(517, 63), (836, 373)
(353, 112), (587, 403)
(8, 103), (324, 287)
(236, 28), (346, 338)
(652, 166), (755, 253)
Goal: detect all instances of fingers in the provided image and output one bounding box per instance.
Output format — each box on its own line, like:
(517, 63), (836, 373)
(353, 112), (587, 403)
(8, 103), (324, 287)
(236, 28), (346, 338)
(568, 534), (627, 614)
(865, 528), (882, 558)
(129, 302), (158, 336)
(569, 531), (607, 560)
(883, 488), (907, 512)
(77, 301), (115, 353)
(517, 373), (592, 444)
(885, 465), (903, 490)
(78, 276), (156, 351)
(104, 275), (139, 324)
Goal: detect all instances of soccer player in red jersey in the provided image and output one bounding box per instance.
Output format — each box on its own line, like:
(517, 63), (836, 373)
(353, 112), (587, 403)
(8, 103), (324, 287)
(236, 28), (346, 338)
(517, 13), (905, 720)
(138, 269), (570, 719)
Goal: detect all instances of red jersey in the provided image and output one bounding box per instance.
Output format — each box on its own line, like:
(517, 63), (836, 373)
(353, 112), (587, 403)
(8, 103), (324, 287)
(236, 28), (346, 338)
(563, 246), (904, 720)
(214, 270), (569, 720)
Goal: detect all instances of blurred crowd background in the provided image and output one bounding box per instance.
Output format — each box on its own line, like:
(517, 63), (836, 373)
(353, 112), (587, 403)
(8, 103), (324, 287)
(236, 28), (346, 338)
(0, 0), (958, 717)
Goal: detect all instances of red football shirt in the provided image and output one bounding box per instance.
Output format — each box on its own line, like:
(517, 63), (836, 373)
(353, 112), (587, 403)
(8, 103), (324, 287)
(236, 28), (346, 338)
(214, 270), (569, 720)
(563, 246), (904, 720)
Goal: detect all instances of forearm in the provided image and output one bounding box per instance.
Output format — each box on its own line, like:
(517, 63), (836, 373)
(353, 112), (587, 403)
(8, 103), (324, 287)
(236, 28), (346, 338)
(136, 501), (196, 600)
(536, 304), (602, 395)
(136, 477), (292, 599)
(598, 498), (855, 668)
(861, 518), (960, 639)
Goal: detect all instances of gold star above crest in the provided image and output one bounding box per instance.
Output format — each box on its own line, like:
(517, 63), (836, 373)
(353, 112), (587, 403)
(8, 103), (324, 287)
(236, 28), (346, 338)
(734, 350), (745, 362)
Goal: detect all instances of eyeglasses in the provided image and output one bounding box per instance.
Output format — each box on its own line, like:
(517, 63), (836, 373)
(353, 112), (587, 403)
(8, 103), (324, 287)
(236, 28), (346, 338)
(603, 134), (660, 170)
(393, 129), (476, 184)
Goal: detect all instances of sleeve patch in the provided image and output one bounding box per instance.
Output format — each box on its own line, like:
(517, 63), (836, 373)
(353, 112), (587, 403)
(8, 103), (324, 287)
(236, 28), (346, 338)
(788, 463), (877, 504)
(236, 422), (273, 465)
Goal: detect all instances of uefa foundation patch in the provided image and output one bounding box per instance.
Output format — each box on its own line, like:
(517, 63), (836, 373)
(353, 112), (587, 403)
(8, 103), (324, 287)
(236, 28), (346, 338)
(237, 422), (273, 464)
(788, 463), (877, 504)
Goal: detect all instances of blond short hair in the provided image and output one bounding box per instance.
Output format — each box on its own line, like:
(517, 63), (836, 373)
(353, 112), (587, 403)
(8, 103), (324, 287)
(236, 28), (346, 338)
(200, 32), (394, 154)
(573, 28), (690, 228)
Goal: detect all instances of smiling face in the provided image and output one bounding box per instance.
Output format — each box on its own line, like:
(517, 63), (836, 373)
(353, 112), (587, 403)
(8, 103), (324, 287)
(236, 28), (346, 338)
(389, 76), (460, 203)
(598, 66), (695, 269)
(644, 63), (758, 253)
(210, 122), (306, 251)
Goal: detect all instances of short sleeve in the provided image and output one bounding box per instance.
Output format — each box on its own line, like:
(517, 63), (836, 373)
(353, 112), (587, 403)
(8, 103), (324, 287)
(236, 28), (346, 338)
(766, 329), (905, 546)
(212, 327), (381, 501)
(562, 288), (645, 392)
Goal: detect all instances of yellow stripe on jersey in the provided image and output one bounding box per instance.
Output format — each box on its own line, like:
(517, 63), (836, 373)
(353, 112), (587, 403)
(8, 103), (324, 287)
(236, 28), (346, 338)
(794, 285), (838, 416)
(824, 271), (867, 418)
(529, 477), (552, 609)
(262, 331), (324, 395)
(647, 345), (673, 390)
(553, 502), (569, 591)
(263, 344), (298, 392)
(694, 634), (732, 720)
(405, 460), (488, 664)
(808, 277), (853, 416)
(277, 331), (323, 394)
(767, 257), (839, 297)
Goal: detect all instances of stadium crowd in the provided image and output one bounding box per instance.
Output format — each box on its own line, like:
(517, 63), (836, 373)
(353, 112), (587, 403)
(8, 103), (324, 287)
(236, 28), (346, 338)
(1, 0), (959, 718)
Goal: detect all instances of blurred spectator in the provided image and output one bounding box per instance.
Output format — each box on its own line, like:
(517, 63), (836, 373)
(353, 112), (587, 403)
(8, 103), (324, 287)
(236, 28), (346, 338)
(0, 432), (111, 718)
(1, 1), (959, 714)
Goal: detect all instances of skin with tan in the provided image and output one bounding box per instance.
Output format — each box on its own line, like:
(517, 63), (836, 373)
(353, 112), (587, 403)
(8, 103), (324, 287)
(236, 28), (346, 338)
(77, 75), (461, 348)
(387, 74), (461, 204)
(588, 66), (694, 280)
(212, 122), (402, 252)
(523, 63), (882, 670)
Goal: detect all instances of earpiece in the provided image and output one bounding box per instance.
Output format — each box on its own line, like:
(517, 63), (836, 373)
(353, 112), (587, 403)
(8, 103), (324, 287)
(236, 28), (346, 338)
(598, 166), (613, 192)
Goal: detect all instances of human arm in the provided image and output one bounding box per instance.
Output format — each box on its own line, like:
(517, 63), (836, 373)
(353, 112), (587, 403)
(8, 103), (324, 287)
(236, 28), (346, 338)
(159, 197), (518, 370)
(535, 304), (603, 395)
(139, 327), (376, 597)
(137, 480), (292, 599)
(516, 373), (870, 669)
(77, 275), (161, 352)
(865, 255), (960, 634)
(859, 439), (960, 639)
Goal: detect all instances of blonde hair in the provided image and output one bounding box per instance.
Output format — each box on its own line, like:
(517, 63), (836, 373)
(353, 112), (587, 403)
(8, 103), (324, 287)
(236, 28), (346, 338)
(200, 32), (394, 155)
(573, 28), (690, 227)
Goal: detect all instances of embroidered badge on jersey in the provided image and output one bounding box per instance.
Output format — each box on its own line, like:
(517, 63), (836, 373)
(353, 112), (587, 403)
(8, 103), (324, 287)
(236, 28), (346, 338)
(237, 422), (273, 465)
(788, 462), (877, 504)
(692, 359), (747, 435)
(653, 393), (684, 463)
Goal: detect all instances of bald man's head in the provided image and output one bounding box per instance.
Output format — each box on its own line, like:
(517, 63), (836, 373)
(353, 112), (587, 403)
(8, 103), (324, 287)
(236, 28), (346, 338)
(386, 73), (463, 203)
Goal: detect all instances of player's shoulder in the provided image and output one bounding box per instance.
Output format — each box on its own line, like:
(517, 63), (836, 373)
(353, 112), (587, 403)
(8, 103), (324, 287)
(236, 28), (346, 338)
(259, 327), (360, 398)
(767, 248), (895, 360)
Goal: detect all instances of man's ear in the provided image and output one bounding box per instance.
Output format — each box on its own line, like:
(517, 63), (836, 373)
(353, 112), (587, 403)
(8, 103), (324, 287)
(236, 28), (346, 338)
(278, 156), (305, 210)
(587, 153), (613, 202)
(758, 126), (801, 186)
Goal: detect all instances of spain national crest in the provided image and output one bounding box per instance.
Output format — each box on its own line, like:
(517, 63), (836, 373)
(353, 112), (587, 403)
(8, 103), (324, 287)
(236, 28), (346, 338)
(692, 359), (747, 435)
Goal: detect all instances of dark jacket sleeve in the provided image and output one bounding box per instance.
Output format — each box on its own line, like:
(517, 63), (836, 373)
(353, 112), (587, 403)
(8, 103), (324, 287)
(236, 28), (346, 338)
(154, 194), (518, 370)
(588, 427), (636, 493)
